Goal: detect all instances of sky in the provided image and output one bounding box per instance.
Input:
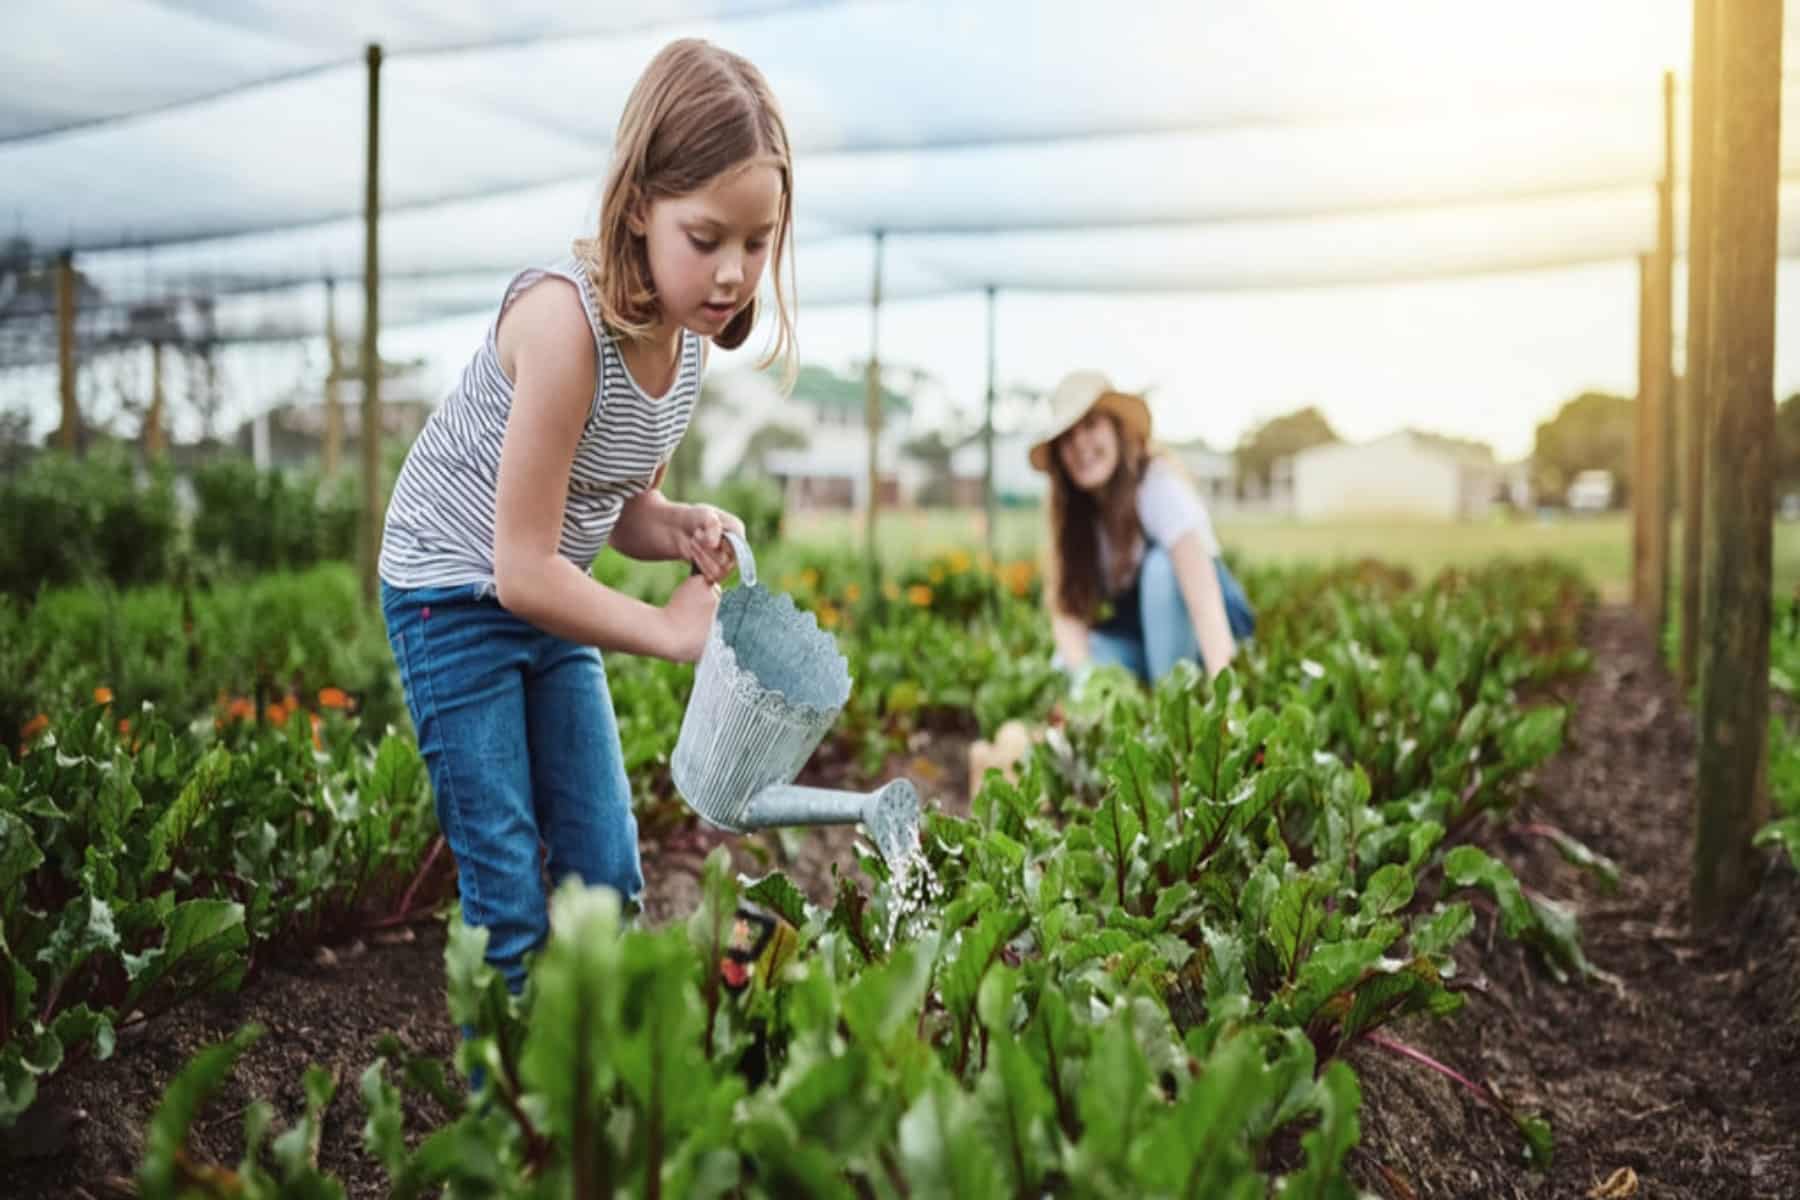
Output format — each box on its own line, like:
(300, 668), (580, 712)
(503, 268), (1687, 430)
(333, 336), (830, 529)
(5, 0), (1799, 463)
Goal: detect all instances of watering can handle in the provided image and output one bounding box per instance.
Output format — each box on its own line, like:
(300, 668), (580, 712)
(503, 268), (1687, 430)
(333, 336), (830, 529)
(724, 530), (758, 587)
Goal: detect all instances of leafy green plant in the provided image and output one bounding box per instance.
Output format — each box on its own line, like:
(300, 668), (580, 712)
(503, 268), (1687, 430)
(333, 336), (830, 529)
(1, 701), (435, 1125)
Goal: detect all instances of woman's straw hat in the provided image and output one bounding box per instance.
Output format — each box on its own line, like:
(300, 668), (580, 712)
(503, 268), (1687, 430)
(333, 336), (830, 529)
(1028, 369), (1152, 472)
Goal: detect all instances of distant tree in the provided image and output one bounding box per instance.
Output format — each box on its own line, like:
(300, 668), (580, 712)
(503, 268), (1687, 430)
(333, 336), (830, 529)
(734, 423), (810, 478)
(1775, 392), (1800, 494)
(0, 403), (32, 476)
(1233, 406), (1340, 493)
(1530, 391), (1635, 505)
(901, 429), (958, 507)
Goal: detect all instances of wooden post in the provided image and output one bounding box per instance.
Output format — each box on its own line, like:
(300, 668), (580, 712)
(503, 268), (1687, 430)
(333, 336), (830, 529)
(983, 284), (998, 560)
(1632, 254), (1653, 612)
(1644, 70), (1677, 646)
(145, 340), (166, 459)
(1680, 0), (1719, 691)
(56, 251), (77, 453)
(864, 229), (884, 581)
(324, 277), (343, 477)
(1693, 0), (1782, 928)
(360, 44), (383, 606)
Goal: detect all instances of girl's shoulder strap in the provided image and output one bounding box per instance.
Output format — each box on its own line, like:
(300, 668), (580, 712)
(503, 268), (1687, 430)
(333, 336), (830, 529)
(492, 261), (608, 420)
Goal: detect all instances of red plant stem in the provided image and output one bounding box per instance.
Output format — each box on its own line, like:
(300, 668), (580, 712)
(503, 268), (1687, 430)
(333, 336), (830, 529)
(393, 834), (447, 918)
(1363, 1031), (1494, 1109)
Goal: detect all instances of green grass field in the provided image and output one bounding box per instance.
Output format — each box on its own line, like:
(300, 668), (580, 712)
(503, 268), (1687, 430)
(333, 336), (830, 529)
(783, 508), (1800, 604)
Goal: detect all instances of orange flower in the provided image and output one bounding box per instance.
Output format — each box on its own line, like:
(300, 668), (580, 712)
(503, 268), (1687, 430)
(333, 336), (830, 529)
(225, 695), (255, 722)
(907, 584), (933, 608)
(20, 713), (49, 741)
(817, 602), (841, 630)
(1001, 560), (1036, 598)
(117, 718), (132, 735)
(93, 686), (114, 705)
(317, 686), (351, 711)
(265, 701), (290, 725)
(310, 712), (324, 751)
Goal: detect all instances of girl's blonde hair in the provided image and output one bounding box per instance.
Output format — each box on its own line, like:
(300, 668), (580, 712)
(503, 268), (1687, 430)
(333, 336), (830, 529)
(573, 38), (797, 384)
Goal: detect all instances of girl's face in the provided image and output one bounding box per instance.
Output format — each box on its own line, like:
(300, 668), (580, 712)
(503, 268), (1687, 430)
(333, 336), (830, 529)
(639, 162), (783, 340)
(1055, 408), (1122, 493)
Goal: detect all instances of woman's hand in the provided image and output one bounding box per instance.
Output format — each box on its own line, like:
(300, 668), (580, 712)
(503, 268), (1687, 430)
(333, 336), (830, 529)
(660, 573), (722, 662)
(674, 503), (747, 584)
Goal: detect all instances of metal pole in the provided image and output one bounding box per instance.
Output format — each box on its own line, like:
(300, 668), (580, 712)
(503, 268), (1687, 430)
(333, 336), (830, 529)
(864, 229), (884, 581)
(983, 285), (997, 560)
(324, 277), (343, 477)
(1632, 253), (1653, 612)
(146, 340), (166, 460)
(1694, 0), (1782, 928)
(1644, 70), (1677, 643)
(1680, 0), (1719, 690)
(56, 251), (76, 453)
(360, 44), (383, 606)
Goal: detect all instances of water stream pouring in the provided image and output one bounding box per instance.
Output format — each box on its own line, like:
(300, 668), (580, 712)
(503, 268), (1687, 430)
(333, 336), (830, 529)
(671, 533), (922, 873)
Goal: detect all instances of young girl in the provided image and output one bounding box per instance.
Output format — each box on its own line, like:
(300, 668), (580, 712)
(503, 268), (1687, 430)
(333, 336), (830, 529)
(1032, 369), (1255, 687)
(377, 38), (796, 992)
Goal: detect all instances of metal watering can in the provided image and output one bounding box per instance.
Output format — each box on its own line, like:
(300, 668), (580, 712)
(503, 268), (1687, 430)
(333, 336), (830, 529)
(670, 533), (922, 872)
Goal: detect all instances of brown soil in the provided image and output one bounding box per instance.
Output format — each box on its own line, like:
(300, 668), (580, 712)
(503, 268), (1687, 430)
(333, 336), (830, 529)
(9, 609), (1798, 1199)
(3, 727), (972, 1199)
(1349, 605), (1800, 1199)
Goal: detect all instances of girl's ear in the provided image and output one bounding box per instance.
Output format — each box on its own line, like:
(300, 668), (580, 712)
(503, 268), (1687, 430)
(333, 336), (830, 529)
(715, 294), (758, 350)
(625, 193), (649, 237)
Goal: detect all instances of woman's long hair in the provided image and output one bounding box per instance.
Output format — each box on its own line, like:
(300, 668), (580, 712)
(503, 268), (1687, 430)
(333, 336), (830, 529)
(1044, 413), (1150, 623)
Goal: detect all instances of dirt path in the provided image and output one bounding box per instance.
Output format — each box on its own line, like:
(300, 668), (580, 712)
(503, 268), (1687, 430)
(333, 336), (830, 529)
(1351, 605), (1800, 1199)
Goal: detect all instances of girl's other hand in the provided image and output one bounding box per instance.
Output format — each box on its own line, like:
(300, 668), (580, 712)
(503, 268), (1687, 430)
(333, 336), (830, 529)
(679, 503), (747, 584)
(661, 573), (721, 663)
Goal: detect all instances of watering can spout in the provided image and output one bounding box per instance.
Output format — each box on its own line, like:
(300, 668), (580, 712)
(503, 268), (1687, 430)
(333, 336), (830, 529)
(740, 778), (922, 873)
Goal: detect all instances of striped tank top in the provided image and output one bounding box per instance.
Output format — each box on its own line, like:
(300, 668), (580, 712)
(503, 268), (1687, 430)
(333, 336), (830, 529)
(378, 259), (702, 591)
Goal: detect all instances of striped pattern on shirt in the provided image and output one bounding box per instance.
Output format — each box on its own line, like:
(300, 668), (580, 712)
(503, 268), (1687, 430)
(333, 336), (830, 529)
(378, 259), (702, 591)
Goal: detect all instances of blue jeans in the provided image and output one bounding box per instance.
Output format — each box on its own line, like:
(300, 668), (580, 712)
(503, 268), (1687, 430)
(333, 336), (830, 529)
(381, 581), (643, 994)
(1085, 548), (1256, 685)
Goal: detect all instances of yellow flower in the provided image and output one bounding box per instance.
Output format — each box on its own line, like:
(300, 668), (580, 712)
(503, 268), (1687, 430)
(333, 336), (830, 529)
(801, 567), (821, 589)
(907, 584), (933, 608)
(882, 581), (901, 601)
(844, 582), (862, 604)
(928, 565), (945, 584)
(817, 603), (841, 629)
(947, 550), (973, 574)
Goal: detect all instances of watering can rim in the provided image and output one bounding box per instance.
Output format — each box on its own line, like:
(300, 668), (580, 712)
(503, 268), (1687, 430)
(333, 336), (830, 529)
(704, 533), (852, 723)
(703, 589), (852, 721)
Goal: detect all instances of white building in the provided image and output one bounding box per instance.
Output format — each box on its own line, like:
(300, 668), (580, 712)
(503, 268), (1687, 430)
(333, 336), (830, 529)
(694, 365), (923, 509)
(1291, 430), (1509, 520)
